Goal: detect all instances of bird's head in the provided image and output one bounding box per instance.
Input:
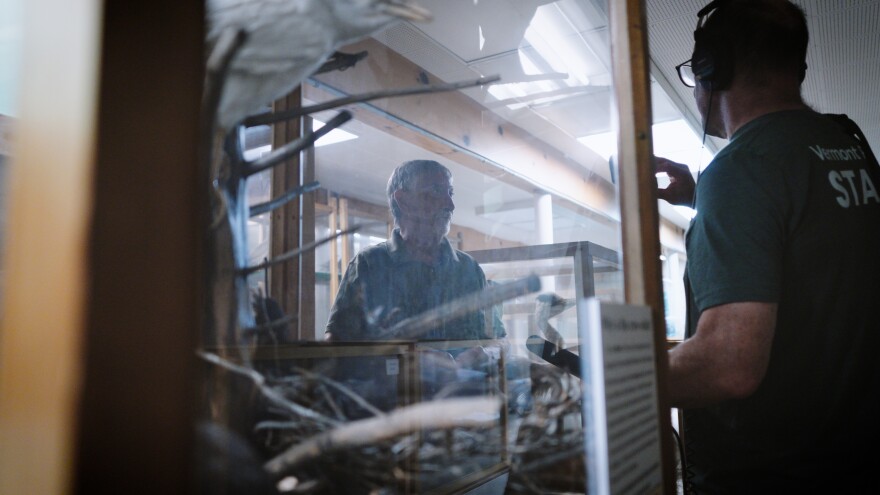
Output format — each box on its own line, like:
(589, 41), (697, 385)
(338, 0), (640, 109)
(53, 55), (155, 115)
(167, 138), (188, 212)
(333, 0), (432, 41)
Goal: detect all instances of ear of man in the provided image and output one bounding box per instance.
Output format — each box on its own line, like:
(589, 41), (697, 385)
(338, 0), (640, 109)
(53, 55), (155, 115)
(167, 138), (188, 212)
(393, 188), (408, 210)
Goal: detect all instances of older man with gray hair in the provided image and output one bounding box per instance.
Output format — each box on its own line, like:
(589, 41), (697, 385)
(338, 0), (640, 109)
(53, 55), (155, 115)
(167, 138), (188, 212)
(325, 159), (503, 342)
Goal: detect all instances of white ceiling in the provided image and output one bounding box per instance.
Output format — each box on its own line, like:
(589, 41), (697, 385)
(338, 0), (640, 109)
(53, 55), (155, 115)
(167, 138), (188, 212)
(254, 0), (880, 250)
(648, 0), (880, 153)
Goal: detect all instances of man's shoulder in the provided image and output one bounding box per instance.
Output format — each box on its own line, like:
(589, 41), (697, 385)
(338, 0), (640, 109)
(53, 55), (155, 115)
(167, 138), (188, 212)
(350, 241), (393, 267)
(731, 110), (850, 152)
(711, 111), (824, 165)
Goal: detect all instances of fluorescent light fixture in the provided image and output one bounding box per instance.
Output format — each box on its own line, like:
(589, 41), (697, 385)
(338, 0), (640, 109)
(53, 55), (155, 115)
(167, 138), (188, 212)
(313, 118), (358, 147)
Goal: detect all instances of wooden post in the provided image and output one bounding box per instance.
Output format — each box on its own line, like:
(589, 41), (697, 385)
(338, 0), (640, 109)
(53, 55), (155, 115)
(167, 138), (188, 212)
(329, 197), (340, 300)
(271, 90), (303, 340)
(338, 196), (351, 266)
(611, 0), (677, 492)
(300, 116), (317, 339)
(73, 1), (205, 492)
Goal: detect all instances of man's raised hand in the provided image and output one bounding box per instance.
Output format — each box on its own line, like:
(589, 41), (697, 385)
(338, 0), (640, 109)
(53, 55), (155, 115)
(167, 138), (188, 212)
(655, 156), (696, 207)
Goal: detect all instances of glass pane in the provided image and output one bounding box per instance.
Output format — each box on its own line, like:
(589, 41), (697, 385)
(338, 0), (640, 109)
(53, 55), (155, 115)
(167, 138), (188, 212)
(200, 0), (639, 493)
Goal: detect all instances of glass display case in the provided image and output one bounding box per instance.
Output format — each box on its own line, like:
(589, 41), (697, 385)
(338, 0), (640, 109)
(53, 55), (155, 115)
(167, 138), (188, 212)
(0, 0), (712, 490)
(468, 241), (621, 357)
(198, 0), (633, 492)
(194, 0), (670, 493)
(204, 339), (510, 494)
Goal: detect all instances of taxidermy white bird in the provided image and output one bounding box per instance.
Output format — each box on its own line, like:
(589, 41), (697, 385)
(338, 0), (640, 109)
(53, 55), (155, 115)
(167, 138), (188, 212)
(206, 0), (432, 131)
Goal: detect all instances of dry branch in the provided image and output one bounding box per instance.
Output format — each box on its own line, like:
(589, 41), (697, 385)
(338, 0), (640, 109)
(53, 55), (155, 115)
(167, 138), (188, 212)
(244, 110), (352, 177)
(249, 181), (320, 217)
(198, 350), (338, 426)
(243, 75), (501, 127)
(264, 397), (501, 476)
(240, 224), (366, 275)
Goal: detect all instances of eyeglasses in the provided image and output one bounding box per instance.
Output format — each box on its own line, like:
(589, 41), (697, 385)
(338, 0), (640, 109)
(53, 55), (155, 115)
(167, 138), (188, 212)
(675, 59), (696, 88)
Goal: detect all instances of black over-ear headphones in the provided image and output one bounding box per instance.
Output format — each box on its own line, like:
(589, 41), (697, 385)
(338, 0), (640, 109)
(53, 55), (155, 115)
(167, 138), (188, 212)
(692, 0), (734, 90)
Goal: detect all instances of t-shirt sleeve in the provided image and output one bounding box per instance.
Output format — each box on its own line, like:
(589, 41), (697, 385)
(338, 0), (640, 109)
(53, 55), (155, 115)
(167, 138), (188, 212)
(687, 149), (788, 312)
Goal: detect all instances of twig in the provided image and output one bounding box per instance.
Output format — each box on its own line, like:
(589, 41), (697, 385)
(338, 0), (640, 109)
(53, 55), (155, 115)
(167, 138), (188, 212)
(243, 75), (501, 127)
(198, 351), (339, 426)
(264, 397), (501, 476)
(317, 384), (347, 421)
(287, 366), (385, 418)
(249, 181), (321, 217)
(244, 110), (352, 177)
(239, 224), (365, 275)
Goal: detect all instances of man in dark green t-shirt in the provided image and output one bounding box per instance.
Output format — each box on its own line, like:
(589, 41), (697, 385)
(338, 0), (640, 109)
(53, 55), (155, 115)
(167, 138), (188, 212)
(657, 0), (880, 492)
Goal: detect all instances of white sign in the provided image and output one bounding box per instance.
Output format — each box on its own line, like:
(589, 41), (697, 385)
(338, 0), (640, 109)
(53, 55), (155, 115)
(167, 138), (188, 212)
(385, 357), (400, 376)
(579, 298), (663, 495)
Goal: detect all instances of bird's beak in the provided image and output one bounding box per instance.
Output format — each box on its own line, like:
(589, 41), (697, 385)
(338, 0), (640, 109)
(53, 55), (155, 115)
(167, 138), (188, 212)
(382, 1), (433, 22)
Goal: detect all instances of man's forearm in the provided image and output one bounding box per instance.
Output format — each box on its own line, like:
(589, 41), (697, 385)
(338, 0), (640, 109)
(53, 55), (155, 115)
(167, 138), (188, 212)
(667, 302), (778, 409)
(668, 338), (741, 408)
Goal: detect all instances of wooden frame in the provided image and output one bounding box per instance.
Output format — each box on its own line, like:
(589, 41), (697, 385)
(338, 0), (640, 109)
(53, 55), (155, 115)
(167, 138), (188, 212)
(0, 2), (105, 492)
(0, 1), (205, 493)
(611, 0), (677, 491)
(270, 91), (320, 340)
(0, 0), (673, 492)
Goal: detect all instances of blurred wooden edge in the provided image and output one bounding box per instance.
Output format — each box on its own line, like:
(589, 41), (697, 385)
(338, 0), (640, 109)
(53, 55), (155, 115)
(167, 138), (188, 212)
(0, 1), (102, 493)
(1, 1), (205, 493)
(611, 0), (678, 493)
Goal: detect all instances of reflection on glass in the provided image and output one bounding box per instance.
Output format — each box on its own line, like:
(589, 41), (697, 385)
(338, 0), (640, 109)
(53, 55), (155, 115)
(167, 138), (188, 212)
(200, 0), (674, 493)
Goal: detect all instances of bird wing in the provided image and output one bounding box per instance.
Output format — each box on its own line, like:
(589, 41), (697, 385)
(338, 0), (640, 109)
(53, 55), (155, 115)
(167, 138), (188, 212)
(208, 0), (336, 74)
(208, 0), (339, 128)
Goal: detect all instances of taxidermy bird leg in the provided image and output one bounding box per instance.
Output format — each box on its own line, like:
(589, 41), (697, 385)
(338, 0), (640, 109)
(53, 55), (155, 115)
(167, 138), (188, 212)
(239, 224), (367, 276)
(207, 100), (352, 358)
(218, 127), (260, 359)
(202, 35), (355, 355)
(242, 75), (501, 128)
(202, 28), (249, 352)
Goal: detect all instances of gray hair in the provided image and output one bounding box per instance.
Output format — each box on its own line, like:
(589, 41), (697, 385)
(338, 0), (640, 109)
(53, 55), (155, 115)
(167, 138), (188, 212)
(386, 160), (451, 223)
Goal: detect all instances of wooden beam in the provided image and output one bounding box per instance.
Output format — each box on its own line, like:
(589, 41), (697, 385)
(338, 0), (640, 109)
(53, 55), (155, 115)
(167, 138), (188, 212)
(338, 196), (351, 267)
(271, 90), (303, 340)
(611, 0), (676, 492)
(300, 117), (317, 339)
(72, 0), (204, 492)
(0, 2), (103, 493)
